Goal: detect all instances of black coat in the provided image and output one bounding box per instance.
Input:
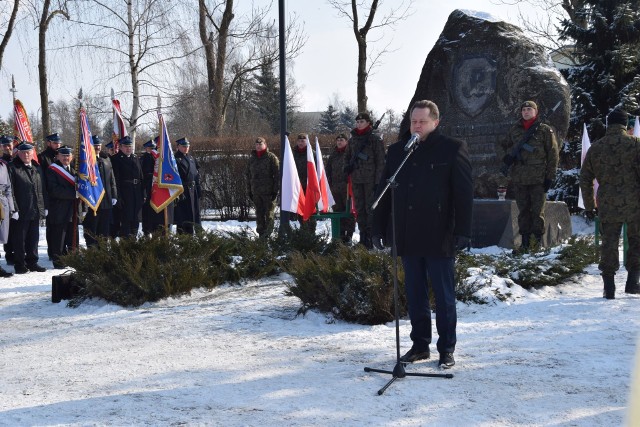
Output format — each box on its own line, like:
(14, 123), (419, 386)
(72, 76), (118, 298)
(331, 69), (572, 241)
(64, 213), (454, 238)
(8, 159), (48, 221)
(174, 150), (201, 225)
(45, 161), (77, 225)
(97, 156), (117, 211)
(373, 130), (473, 257)
(111, 152), (144, 222)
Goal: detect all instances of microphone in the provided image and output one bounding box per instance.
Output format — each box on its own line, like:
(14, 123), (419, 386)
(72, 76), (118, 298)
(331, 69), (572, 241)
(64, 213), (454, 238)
(404, 133), (421, 152)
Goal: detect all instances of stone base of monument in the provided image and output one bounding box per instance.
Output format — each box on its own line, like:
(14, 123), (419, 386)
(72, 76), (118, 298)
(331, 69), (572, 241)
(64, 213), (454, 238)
(471, 200), (572, 249)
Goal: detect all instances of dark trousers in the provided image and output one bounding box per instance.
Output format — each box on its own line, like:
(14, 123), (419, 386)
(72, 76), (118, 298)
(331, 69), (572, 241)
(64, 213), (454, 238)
(119, 220), (139, 238)
(83, 209), (112, 247)
(401, 255), (457, 354)
(10, 218), (39, 268)
(49, 221), (75, 265)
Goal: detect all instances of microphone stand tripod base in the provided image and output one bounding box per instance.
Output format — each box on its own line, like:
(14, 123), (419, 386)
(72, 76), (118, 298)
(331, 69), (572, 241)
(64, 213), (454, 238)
(364, 363), (453, 395)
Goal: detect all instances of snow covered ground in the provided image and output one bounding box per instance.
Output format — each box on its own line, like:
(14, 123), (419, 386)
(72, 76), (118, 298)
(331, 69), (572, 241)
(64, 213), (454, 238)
(1, 216), (639, 426)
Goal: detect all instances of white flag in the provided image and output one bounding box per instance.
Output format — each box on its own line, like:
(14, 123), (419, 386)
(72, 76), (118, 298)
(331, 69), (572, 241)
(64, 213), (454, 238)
(634, 116), (640, 138)
(281, 136), (305, 215)
(577, 123), (598, 209)
(315, 137), (335, 212)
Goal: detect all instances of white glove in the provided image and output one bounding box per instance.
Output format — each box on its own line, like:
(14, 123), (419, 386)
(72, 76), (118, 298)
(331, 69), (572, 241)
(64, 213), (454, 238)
(11, 211), (19, 220)
(76, 191), (80, 199)
(79, 211), (87, 221)
(112, 198), (117, 206)
(44, 209), (48, 217)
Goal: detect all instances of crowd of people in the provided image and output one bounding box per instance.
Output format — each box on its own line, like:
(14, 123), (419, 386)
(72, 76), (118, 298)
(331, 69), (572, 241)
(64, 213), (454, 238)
(0, 132), (202, 277)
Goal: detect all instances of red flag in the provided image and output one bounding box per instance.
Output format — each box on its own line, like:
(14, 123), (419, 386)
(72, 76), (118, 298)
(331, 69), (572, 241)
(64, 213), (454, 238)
(150, 112), (184, 212)
(348, 176), (357, 219)
(13, 100), (38, 163)
(314, 137), (335, 212)
(112, 99), (127, 151)
(302, 137), (320, 221)
(280, 136), (305, 216)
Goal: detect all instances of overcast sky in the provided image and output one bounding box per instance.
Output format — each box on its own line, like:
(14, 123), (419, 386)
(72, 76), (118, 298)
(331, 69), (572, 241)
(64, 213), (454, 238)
(0, 1), (539, 127)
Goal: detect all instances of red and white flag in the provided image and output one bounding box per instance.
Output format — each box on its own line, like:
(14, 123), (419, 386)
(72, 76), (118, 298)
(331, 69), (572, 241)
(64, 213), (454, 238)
(281, 136), (305, 216)
(13, 99), (38, 163)
(112, 99), (128, 151)
(150, 111), (184, 213)
(634, 116), (640, 138)
(314, 137), (334, 212)
(302, 137), (320, 220)
(578, 123), (598, 209)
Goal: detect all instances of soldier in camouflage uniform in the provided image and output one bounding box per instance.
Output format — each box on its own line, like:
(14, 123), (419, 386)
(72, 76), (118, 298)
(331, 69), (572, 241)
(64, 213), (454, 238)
(246, 137), (280, 238)
(292, 133), (316, 233)
(502, 101), (559, 251)
(344, 112), (385, 248)
(325, 133), (355, 244)
(580, 108), (640, 299)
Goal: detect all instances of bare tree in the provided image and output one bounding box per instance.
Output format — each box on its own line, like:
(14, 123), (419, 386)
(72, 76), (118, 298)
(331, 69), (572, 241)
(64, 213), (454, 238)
(326, 0), (413, 113)
(0, 0), (20, 71)
(197, 0), (305, 136)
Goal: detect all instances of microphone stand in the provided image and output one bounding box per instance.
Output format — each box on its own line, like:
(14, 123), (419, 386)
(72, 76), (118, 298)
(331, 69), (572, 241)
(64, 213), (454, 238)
(365, 142), (453, 395)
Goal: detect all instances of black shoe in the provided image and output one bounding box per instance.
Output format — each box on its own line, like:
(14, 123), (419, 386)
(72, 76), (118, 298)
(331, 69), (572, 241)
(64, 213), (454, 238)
(27, 263), (46, 272)
(399, 346), (430, 363)
(6, 255), (14, 265)
(438, 352), (455, 369)
(14, 265), (28, 274)
(52, 262), (66, 269)
(0, 267), (13, 278)
(626, 284), (640, 294)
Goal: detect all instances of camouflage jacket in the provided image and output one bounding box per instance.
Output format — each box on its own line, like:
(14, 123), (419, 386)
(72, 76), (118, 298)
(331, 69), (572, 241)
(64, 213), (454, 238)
(345, 127), (385, 185)
(580, 124), (640, 223)
(293, 145), (313, 191)
(245, 149), (280, 197)
(504, 120), (559, 185)
(325, 147), (348, 199)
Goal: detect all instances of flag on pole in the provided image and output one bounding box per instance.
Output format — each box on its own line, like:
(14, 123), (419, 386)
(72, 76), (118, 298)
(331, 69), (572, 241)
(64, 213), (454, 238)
(302, 137), (321, 220)
(112, 99), (127, 151)
(150, 112), (183, 213)
(281, 136), (305, 216)
(634, 116), (640, 138)
(76, 107), (105, 214)
(13, 100), (34, 143)
(577, 123), (598, 209)
(347, 176), (357, 218)
(314, 137), (334, 213)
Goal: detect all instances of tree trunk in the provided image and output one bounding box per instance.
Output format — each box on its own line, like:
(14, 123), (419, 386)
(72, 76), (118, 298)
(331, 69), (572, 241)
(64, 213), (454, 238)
(212, 0), (234, 136)
(356, 35), (367, 113)
(198, 0), (217, 136)
(127, 0), (139, 143)
(0, 0), (20, 71)
(39, 0), (52, 138)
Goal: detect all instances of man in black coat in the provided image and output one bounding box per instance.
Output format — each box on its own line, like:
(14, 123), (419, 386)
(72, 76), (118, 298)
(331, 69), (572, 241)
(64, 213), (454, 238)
(111, 136), (144, 238)
(38, 132), (62, 259)
(45, 146), (78, 268)
(82, 136), (118, 246)
(372, 100), (473, 369)
(8, 143), (48, 274)
(174, 137), (201, 234)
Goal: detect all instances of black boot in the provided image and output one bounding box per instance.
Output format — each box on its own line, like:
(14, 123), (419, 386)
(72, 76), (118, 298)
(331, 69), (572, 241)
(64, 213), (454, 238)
(514, 233), (530, 255)
(625, 271), (640, 294)
(533, 233), (544, 248)
(603, 274), (615, 299)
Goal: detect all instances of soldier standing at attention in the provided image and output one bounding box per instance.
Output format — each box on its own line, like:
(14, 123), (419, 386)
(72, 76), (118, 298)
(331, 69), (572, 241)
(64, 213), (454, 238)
(344, 112), (385, 249)
(140, 138), (164, 234)
(111, 136), (144, 238)
(580, 108), (640, 299)
(39, 132), (62, 259)
(326, 133), (356, 244)
(174, 137), (201, 234)
(245, 137), (280, 238)
(501, 101), (559, 252)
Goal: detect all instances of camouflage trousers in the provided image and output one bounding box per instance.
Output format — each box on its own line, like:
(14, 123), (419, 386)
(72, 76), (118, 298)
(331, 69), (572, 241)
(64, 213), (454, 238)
(352, 181), (376, 239)
(513, 183), (547, 237)
(599, 221), (640, 275)
(253, 194), (276, 238)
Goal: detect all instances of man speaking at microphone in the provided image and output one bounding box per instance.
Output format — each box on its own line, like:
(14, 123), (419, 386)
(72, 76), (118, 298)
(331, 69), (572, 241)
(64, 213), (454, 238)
(372, 99), (473, 369)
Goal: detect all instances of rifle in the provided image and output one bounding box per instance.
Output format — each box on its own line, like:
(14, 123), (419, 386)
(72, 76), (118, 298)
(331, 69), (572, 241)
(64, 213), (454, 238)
(501, 101), (561, 177)
(345, 112), (386, 174)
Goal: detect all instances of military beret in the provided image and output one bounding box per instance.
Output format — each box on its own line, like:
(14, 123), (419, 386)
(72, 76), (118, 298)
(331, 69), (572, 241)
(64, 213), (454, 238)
(355, 112), (371, 122)
(92, 135), (102, 146)
(336, 133), (348, 140)
(105, 141), (114, 149)
(143, 139), (157, 149)
(608, 108), (629, 126)
(0, 135), (12, 146)
(176, 137), (190, 146)
(521, 101), (538, 111)
(57, 145), (73, 155)
(119, 135), (133, 146)
(17, 142), (34, 151)
(255, 137), (266, 145)
(46, 133), (61, 142)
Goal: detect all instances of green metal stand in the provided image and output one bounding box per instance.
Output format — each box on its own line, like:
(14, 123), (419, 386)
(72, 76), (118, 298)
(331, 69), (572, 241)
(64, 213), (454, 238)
(312, 211), (353, 241)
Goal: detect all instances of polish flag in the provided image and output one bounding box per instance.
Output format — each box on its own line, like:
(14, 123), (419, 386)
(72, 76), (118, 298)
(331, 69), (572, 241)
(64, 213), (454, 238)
(314, 137), (335, 212)
(578, 123), (598, 209)
(302, 137), (321, 220)
(281, 136), (305, 216)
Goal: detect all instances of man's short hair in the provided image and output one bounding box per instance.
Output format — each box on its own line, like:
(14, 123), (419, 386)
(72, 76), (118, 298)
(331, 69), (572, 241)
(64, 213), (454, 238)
(410, 100), (440, 120)
(336, 133), (348, 140)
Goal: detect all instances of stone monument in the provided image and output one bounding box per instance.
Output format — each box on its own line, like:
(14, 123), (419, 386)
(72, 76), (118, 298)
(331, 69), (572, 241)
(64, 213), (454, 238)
(399, 9), (571, 199)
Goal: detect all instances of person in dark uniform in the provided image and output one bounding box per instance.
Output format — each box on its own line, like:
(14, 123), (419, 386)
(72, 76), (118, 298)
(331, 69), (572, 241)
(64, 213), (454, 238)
(326, 133), (356, 244)
(245, 137), (280, 238)
(38, 132), (62, 259)
(45, 146), (78, 268)
(8, 142), (48, 274)
(140, 138), (158, 234)
(111, 136), (144, 238)
(174, 137), (201, 234)
(82, 136), (118, 246)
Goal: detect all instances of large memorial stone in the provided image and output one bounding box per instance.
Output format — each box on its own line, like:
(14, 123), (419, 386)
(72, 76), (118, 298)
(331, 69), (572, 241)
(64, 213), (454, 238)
(399, 9), (570, 198)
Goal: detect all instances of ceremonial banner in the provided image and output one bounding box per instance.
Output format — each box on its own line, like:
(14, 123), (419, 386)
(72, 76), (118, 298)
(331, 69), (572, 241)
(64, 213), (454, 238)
(281, 136), (305, 216)
(13, 100), (33, 143)
(112, 99), (128, 151)
(314, 137), (334, 213)
(76, 108), (105, 213)
(150, 112), (183, 212)
(302, 137), (320, 221)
